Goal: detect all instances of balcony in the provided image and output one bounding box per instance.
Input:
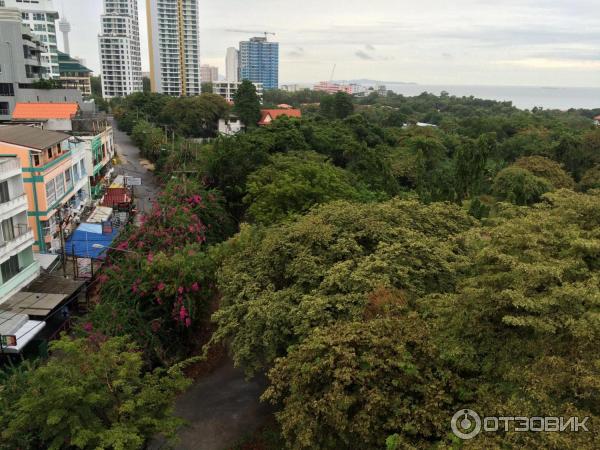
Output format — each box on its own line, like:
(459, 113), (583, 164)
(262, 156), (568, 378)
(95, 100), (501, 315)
(0, 227), (34, 262)
(0, 158), (22, 182)
(0, 261), (40, 305)
(0, 194), (28, 221)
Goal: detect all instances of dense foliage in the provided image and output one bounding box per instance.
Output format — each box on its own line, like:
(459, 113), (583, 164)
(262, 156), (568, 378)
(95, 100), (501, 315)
(0, 336), (189, 450)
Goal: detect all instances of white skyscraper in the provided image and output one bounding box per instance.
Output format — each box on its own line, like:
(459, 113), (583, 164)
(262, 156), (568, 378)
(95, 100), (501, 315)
(4, 0), (60, 79)
(146, 0), (201, 96)
(98, 0), (143, 98)
(226, 47), (239, 82)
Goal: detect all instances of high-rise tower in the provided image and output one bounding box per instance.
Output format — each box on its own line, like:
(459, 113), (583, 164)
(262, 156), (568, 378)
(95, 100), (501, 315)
(98, 0), (143, 98)
(58, 16), (71, 54)
(146, 0), (201, 96)
(3, 0), (60, 79)
(239, 37), (279, 90)
(226, 47), (239, 82)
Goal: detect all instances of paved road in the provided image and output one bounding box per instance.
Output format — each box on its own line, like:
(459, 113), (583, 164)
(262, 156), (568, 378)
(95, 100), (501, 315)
(113, 122), (272, 449)
(112, 120), (161, 215)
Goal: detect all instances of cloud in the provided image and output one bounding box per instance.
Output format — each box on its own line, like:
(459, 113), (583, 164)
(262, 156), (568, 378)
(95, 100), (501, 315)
(365, 44), (375, 51)
(355, 50), (374, 60)
(287, 47), (305, 58)
(495, 57), (600, 69)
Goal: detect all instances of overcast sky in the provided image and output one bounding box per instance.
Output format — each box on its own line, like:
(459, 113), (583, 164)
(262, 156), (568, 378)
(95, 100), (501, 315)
(58, 0), (600, 87)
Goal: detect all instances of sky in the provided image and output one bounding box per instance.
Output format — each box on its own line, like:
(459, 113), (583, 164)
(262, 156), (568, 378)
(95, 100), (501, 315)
(58, 0), (600, 87)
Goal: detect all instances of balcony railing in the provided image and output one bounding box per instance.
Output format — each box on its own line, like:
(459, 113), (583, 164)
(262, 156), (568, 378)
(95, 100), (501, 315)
(0, 158), (22, 176)
(0, 194), (27, 217)
(0, 226), (34, 256)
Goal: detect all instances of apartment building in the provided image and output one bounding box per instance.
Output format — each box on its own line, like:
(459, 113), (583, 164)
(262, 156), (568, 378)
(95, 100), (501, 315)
(226, 47), (239, 82)
(3, 0), (60, 79)
(212, 81), (263, 103)
(58, 52), (92, 96)
(0, 156), (40, 304)
(0, 125), (84, 252)
(239, 37), (279, 90)
(0, 8), (82, 120)
(98, 0), (143, 98)
(146, 0), (201, 96)
(200, 65), (219, 84)
(10, 103), (113, 201)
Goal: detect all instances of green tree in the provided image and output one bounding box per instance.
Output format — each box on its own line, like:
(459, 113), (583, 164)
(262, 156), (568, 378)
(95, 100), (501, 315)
(454, 133), (495, 200)
(160, 94), (230, 138)
(320, 92), (354, 119)
(492, 166), (553, 205)
(0, 336), (190, 450)
(264, 315), (460, 450)
(233, 80), (261, 129)
(579, 165), (600, 191)
(211, 199), (474, 375)
(244, 151), (374, 224)
(513, 155), (575, 189)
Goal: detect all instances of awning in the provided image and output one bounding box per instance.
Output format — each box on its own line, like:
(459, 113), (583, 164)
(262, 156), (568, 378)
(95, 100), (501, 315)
(34, 253), (60, 270)
(86, 206), (113, 224)
(65, 223), (119, 259)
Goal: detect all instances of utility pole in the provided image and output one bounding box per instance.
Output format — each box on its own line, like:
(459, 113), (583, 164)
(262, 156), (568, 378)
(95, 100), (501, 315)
(56, 208), (68, 278)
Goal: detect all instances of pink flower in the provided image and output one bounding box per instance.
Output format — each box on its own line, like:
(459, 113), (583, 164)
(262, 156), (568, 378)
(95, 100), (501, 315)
(132, 284), (138, 294)
(82, 322), (93, 332)
(191, 282), (199, 292)
(147, 253), (154, 263)
(157, 282), (166, 291)
(156, 297), (163, 305)
(98, 274), (109, 284)
(179, 306), (187, 321)
(178, 286), (184, 294)
(185, 317), (192, 328)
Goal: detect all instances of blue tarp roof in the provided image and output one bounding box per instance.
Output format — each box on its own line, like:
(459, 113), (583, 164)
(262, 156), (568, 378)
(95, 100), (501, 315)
(65, 225), (119, 259)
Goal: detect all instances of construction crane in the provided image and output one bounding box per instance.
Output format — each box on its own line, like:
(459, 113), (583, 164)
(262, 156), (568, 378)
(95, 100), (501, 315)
(225, 29), (277, 40)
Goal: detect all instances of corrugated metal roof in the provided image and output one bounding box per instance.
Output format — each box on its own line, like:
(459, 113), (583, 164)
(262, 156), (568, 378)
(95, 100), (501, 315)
(0, 125), (69, 150)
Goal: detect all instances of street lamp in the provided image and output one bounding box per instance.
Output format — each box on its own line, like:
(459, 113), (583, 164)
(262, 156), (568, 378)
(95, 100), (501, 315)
(92, 244), (142, 269)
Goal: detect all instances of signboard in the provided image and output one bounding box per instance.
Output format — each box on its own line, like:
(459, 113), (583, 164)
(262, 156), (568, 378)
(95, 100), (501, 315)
(124, 177), (142, 186)
(1, 335), (17, 347)
(102, 220), (113, 234)
(77, 258), (93, 279)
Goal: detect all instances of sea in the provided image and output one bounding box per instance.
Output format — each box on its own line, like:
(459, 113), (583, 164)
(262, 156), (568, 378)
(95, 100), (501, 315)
(383, 83), (600, 111)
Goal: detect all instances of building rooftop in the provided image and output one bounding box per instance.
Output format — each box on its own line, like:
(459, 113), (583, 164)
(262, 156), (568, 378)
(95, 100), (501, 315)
(58, 51), (92, 75)
(12, 103), (79, 120)
(258, 109), (302, 125)
(0, 125), (70, 150)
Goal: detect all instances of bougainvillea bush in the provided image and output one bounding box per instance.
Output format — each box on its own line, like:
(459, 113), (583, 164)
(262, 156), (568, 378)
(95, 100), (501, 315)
(85, 179), (234, 366)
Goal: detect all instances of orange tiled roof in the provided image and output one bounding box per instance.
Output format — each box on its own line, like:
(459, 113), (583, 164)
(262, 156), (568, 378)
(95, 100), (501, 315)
(258, 109), (302, 125)
(12, 103), (79, 120)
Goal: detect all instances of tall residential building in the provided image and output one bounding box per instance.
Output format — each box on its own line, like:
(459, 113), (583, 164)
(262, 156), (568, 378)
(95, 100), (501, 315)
(239, 37), (279, 90)
(98, 0), (143, 99)
(4, 0), (60, 79)
(0, 8), (46, 120)
(58, 51), (92, 96)
(146, 0), (201, 96)
(212, 81), (263, 103)
(226, 47), (239, 82)
(200, 65), (218, 84)
(0, 156), (40, 304)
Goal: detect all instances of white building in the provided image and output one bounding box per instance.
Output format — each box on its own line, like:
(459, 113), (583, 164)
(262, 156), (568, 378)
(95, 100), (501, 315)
(200, 65), (219, 84)
(213, 81), (263, 103)
(146, 0), (201, 96)
(0, 157), (40, 305)
(98, 0), (143, 98)
(4, 0), (60, 79)
(226, 47), (239, 82)
(218, 117), (242, 136)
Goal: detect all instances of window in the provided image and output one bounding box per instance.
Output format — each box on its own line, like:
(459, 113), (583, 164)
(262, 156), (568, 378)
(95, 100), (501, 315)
(33, 155), (40, 166)
(45, 179), (56, 205)
(0, 181), (9, 204)
(0, 102), (8, 116)
(2, 217), (14, 241)
(0, 83), (14, 96)
(80, 159), (86, 177)
(1, 255), (20, 282)
(65, 168), (72, 188)
(47, 148), (53, 159)
(55, 173), (65, 197)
